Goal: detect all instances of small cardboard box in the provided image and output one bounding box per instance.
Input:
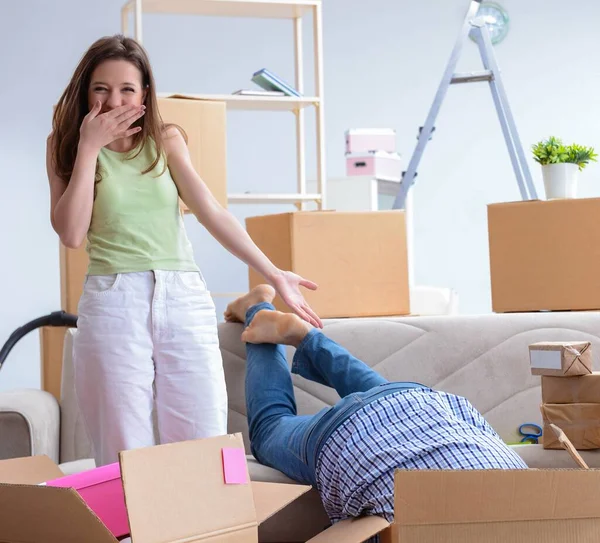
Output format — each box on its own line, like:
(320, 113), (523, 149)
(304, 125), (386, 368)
(529, 341), (592, 376)
(541, 403), (600, 450)
(487, 198), (600, 312)
(542, 372), (600, 403)
(246, 211), (410, 318)
(157, 96), (227, 208)
(44, 462), (128, 539)
(0, 434), (313, 543)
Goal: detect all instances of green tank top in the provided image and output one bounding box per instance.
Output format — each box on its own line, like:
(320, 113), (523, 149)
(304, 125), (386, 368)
(86, 139), (199, 275)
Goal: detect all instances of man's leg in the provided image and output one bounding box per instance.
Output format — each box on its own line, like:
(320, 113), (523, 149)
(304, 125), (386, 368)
(225, 287), (319, 485)
(242, 308), (389, 398)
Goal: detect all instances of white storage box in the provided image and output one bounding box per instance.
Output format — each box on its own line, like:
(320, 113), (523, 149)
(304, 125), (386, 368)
(346, 151), (402, 181)
(345, 128), (396, 154)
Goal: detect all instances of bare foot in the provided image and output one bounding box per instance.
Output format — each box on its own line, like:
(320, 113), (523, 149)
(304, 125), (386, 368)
(224, 285), (276, 323)
(241, 310), (312, 347)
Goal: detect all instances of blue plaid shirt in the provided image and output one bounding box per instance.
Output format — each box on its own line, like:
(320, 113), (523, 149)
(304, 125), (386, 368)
(315, 388), (527, 524)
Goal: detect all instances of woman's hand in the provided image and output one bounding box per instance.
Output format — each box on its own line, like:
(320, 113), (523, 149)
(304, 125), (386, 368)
(270, 270), (323, 328)
(79, 101), (145, 151)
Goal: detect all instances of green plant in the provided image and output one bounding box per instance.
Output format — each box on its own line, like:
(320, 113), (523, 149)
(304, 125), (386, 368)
(532, 136), (598, 171)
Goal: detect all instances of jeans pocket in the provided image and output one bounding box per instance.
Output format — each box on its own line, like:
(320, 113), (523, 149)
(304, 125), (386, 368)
(84, 274), (122, 296)
(175, 271), (208, 294)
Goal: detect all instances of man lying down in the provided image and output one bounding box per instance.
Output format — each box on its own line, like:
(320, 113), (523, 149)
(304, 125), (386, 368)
(224, 286), (527, 532)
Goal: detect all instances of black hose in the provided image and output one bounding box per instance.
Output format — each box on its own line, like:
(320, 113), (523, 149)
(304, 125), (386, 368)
(0, 311), (78, 371)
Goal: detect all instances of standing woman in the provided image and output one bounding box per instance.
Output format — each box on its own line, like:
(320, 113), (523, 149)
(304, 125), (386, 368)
(47, 34), (322, 467)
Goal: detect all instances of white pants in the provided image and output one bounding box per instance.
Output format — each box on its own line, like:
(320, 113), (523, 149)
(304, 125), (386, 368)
(73, 270), (228, 467)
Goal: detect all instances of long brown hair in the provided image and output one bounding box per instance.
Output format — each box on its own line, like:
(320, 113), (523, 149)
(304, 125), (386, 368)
(51, 34), (173, 183)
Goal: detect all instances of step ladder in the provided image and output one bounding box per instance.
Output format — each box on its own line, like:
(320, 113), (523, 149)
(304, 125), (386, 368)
(392, 0), (538, 210)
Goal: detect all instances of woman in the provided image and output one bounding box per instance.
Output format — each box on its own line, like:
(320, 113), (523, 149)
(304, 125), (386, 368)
(47, 34), (322, 467)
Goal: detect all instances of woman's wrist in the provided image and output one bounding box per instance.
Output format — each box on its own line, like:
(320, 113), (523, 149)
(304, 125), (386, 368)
(77, 138), (101, 157)
(264, 266), (284, 285)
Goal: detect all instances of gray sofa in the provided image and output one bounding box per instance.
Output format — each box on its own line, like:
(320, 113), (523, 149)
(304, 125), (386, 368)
(2, 311), (600, 540)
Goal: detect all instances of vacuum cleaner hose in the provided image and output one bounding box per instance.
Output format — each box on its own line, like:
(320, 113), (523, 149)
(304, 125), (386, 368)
(0, 311), (78, 371)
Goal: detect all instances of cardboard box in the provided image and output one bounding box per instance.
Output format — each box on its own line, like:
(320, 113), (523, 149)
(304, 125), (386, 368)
(246, 211), (410, 318)
(488, 198), (600, 312)
(542, 372), (600, 403)
(157, 96), (228, 208)
(39, 325), (69, 401)
(541, 403), (600, 449)
(60, 241), (89, 315)
(0, 434), (314, 543)
(376, 469), (600, 543)
(529, 341), (592, 376)
(44, 462), (128, 539)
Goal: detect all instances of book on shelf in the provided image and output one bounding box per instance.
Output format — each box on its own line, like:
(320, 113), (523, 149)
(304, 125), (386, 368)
(251, 68), (301, 97)
(232, 89), (286, 96)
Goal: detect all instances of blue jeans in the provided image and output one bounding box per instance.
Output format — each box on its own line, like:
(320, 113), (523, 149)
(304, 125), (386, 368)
(245, 303), (425, 486)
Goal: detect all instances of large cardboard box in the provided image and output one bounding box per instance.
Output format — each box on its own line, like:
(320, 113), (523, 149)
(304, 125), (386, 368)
(376, 469), (600, 542)
(157, 97), (227, 208)
(246, 211), (410, 318)
(487, 198), (600, 312)
(529, 341), (592, 376)
(541, 403), (600, 450)
(542, 372), (600, 403)
(0, 434), (313, 543)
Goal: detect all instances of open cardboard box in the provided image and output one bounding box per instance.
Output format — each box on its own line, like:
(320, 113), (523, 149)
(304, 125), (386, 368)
(0, 434), (315, 543)
(1, 427), (600, 543)
(309, 423), (600, 543)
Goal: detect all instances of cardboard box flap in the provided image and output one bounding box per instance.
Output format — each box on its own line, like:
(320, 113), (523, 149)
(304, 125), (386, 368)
(549, 423), (590, 469)
(120, 434), (257, 543)
(0, 455), (64, 484)
(395, 470), (600, 525)
(305, 515), (391, 543)
(0, 484), (116, 543)
(251, 481), (311, 525)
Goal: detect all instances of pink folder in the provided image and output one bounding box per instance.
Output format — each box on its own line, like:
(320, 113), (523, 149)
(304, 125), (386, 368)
(45, 462), (129, 538)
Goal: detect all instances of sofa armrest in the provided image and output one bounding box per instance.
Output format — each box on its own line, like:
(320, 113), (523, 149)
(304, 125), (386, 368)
(0, 389), (60, 463)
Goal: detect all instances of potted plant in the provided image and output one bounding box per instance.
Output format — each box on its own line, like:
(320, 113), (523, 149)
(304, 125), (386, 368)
(532, 136), (597, 199)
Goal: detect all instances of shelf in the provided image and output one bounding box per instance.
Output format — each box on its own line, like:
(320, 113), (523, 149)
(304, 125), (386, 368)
(159, 92), (318, 111)
(180, 193), (321, 212)
(227, 193), (322, 204)
(123, 0), (318, 19)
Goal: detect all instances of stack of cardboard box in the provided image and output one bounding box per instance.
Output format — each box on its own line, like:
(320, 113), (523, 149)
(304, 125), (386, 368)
(530, 341), (600, 450)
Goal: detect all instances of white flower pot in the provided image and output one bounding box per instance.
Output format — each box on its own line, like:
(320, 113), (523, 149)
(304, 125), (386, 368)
(541, 163), (579, 199)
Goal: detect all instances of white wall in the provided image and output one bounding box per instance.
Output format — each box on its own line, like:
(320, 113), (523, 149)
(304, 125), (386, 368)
(1, 0), (598, 391)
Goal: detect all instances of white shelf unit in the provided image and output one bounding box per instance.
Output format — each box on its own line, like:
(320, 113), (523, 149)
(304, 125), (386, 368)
(121, 0), (326, 209)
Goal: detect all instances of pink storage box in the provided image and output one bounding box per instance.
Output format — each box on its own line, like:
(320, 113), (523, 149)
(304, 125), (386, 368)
(346, 151), (402, 181)
(44, 462), (129, 538)
(345, 128), (396, 154)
